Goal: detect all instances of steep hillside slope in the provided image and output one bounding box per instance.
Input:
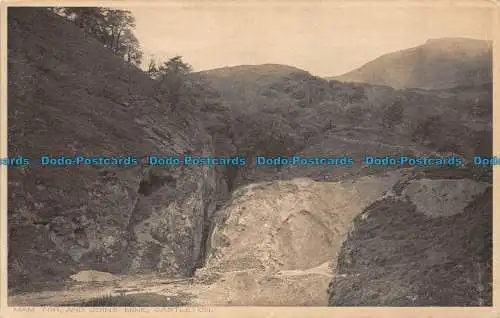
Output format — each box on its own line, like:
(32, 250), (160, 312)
(8, 8), (229, 291)
(328, 173), (492, 306)
(331, 38), (492, 89)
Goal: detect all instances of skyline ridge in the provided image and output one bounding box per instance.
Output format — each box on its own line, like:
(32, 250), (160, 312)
(192, 37), (491, 78)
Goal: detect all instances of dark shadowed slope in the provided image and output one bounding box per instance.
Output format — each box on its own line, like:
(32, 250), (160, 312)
(330, 38), (492, 90)
(8, 7), (228, 292)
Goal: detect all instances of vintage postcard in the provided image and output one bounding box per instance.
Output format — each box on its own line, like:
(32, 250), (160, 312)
(0, 0), (497, 317)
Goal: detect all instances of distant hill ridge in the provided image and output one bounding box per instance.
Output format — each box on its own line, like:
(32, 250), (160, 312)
(196, 63), (314, 103)
(198, 64), (309, 77)
(329, 37), (492, 90)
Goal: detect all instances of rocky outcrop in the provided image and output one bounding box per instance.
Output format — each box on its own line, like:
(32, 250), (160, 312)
(202, 172), (405, 274)
(192, 172), (406, 305)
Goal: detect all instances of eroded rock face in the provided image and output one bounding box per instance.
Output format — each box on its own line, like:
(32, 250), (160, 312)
(190, 173), (408, 305)
(201, 172), (404, 275)
(126, 163), (220, 276)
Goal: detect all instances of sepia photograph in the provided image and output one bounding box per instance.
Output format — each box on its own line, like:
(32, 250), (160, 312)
(4, 1), (494, 308)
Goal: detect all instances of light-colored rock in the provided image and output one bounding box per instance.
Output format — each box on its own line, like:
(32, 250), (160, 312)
(205, 172), (403, 274)
(70, 270), (118, 282)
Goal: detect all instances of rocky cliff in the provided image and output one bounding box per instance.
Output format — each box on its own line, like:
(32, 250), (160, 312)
(8, 7), (230, 290)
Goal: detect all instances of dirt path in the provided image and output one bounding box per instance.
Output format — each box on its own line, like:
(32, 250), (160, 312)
(8, 266), (334, 307)
(276, 261), (333, 278)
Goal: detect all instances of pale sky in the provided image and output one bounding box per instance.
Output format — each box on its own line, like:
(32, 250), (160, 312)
(126, 2), (494, 77)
